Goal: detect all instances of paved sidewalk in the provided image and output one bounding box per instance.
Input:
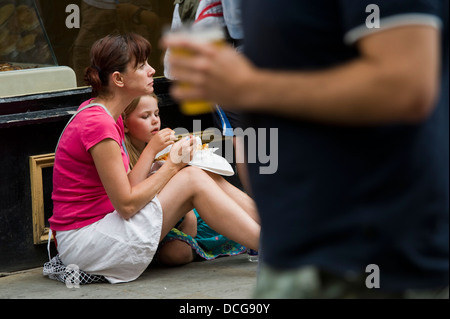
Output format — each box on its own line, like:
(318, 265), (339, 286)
(0, 254), (257, 299)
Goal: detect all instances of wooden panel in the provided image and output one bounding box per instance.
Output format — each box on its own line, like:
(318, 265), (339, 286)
(29, 153), (55, 245)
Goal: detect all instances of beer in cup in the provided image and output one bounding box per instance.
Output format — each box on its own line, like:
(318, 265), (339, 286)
(164, 25), (225, 115)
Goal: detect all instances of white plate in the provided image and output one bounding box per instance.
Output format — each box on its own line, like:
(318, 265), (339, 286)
(189, 150), (234, 176)
(154, 146), (234, 176)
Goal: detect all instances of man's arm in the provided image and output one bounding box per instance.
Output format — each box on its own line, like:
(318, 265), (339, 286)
(166, 25), (440, 125)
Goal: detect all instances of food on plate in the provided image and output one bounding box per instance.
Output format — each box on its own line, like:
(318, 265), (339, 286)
(154, 152), (169, 161)
(154, 142), (210, 162)
(197, 143), (209, 151)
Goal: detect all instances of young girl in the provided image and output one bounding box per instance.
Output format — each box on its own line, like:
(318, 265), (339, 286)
(122, 94), (257, 265)
(48, 33), (259, 283)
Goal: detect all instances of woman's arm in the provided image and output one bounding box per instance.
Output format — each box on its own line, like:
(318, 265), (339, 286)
(90, 137), (195, 219)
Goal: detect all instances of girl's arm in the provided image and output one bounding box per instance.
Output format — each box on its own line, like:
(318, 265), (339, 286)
(127, 144), (157, 186)
(127, 128), (176, 186)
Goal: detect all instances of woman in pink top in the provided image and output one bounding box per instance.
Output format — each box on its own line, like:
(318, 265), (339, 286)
(49, 33), (260, 283)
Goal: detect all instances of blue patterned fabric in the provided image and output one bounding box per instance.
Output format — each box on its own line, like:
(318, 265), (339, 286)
(162, 209), (247, 260)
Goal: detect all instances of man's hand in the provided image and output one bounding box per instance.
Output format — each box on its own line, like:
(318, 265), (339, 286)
(163, 25), (440, 125)
(162, 37), (258, 110)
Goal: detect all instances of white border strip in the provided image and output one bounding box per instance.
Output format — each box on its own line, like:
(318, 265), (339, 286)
(344, 13), (443, 45)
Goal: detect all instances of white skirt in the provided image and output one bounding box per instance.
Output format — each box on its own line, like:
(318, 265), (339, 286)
(55, 197), (163, 284)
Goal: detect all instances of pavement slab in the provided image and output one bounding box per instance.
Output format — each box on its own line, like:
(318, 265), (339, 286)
(0, 254), (257, 299)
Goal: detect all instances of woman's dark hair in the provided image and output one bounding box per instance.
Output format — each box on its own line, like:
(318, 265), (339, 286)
(84, 33), (151, 96)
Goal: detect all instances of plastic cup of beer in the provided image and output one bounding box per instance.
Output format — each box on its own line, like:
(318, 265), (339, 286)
(165, 25), (225, 115)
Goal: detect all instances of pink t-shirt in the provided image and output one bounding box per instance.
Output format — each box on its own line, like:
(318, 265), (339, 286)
(50, 101), (129, 231)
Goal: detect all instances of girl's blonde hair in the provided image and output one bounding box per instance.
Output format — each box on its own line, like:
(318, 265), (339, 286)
(123, 93), (159, 169)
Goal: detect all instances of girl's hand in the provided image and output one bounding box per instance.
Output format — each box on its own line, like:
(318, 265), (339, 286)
(148, 128), (176, 154)
(167, 135), (197, 169)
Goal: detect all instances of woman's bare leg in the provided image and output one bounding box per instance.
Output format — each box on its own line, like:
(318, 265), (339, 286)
(157, 166), (260, 250)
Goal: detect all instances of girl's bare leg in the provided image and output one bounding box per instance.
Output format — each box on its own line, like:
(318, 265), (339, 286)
(157, 166), (260, 250)
(158, 210), (197, 266)
(204, 171), (260, 224)
(158, 240), (194, 266)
